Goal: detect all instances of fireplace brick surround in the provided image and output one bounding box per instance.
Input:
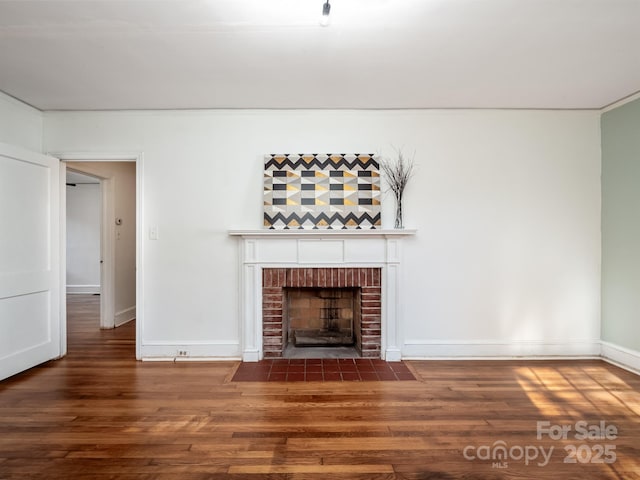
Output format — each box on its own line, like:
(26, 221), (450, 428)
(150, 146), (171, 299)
(262, 267), (382, 358)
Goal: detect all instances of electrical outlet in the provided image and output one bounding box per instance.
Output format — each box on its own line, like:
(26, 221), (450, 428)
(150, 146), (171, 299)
(177, 350), (188, 357)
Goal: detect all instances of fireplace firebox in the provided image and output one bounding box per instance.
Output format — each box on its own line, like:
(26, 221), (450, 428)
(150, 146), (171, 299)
(262, 268), (382, 358)
(285, 287), (358, 349)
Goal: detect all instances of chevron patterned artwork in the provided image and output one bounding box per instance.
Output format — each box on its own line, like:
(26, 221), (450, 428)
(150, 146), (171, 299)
(264, 153), (381, 229)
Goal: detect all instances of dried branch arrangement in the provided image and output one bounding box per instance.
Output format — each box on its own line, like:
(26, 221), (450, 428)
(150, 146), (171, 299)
(380, 149), (415, 229)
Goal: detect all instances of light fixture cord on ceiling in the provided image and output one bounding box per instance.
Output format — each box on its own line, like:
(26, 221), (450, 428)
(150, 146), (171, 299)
(323, 0), (331, 17)
(320, 0), (331, 27)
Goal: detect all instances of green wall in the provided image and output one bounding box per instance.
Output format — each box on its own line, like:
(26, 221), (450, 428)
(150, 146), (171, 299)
(601, 97), (640, 352)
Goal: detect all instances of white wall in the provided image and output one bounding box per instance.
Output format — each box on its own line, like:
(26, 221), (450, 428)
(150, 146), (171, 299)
(66, 182), (101, 294)
(43, 109), (602, 359)
(0, 91), (42, 152)
(65, 161), (136, 327)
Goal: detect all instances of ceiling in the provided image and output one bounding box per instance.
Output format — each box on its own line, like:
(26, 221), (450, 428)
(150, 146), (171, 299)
(66, 170), (99, 184)
(0, 0), (639, 111)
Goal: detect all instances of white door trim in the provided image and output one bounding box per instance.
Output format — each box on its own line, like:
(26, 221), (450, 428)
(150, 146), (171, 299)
(59, 162), (67, 358)
(101, 175), (116, 329)
(52, 152), (143, 360)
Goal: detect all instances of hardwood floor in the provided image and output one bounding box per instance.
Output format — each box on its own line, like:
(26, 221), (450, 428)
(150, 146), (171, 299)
(1, 295), (639, 479)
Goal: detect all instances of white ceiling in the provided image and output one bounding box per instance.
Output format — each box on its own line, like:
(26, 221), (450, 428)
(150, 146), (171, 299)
(66, 170), (99, 185)
(0, 0), (639, 111)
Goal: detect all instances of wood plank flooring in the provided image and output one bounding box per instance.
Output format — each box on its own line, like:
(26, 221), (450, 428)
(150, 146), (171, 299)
(0, 294), (639, 479)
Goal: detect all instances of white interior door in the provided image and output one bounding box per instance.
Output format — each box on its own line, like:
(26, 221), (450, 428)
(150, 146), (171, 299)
(0, 142), (60, 381)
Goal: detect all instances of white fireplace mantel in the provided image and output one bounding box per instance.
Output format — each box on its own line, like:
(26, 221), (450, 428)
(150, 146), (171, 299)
(229, 229), (416, 362)
(228, 229), (417, 238)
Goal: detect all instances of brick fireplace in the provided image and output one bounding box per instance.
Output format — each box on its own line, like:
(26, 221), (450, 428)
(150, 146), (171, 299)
(229, 229), (415, 362)
(262, 267), (382, 358)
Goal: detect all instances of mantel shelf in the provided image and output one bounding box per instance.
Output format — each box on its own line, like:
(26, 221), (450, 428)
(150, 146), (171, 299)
(228, 229), (417, 238)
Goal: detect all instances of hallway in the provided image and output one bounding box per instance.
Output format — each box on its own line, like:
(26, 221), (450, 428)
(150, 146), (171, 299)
(66, 294), (135, 358)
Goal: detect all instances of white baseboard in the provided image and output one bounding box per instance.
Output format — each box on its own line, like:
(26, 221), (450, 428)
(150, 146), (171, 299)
(67, 284), (100, 295)
(137, 340), (638, 373)
(384, 347), (402, 362)
(601, 341), (640, 375)
(140, 342), (241, 361)
(143, 356), (242, 362)
(402, 340), (602, 359)
(115, 306), (135, 327)
(242, 349), (261, 362)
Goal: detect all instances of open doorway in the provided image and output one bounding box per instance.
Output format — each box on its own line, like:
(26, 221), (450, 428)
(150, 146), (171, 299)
(61, 159), (138, 357)
(65, 170), (103, 348)
(66, 170), (101, 296)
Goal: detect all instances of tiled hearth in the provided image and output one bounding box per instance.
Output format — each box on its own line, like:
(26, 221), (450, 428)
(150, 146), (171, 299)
(232, 358), (416, 382)
(263, 267), (382, 358)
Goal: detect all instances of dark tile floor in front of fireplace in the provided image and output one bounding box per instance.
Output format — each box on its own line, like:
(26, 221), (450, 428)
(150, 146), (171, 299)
(231, 358), (416, 382)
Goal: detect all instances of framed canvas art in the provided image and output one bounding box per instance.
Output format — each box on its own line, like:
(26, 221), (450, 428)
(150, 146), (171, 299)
(263, 153), (381, 229)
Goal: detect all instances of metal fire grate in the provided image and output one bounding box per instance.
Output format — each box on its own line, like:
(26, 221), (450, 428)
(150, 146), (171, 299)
(292, 290), (354, 347)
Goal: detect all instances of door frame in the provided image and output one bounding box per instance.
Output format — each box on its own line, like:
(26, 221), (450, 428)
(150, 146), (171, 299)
(55, 152), (143, 360)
